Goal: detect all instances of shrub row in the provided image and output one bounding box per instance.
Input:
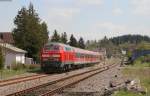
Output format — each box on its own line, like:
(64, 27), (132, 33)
(11, 63), (40, 70)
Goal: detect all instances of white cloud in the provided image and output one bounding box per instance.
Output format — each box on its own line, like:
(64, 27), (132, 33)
(48, 8), (80, 18)
(96, 22), (126, 33)
(131, 0), (150, 16)
(42, 8), (80, 38)
(37, 0), (150, 40)
(112, 8), (123, 16)
(77, 0), (104, 6)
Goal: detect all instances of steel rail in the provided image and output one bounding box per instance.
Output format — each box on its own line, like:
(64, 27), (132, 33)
(7, 63), (118, 96)
(0, 74), (48, 87)
(40, 63), (118, 96)
(39, 67), (109, 96)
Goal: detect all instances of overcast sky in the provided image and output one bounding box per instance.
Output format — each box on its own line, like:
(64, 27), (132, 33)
(0, 0), (150, 40)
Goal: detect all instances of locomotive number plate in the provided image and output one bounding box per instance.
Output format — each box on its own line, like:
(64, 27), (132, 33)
(42, 54), (49, 57)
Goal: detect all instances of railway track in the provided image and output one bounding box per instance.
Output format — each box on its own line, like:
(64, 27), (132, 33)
(0, 74), (48, 87)
(6, 63), (118, 96)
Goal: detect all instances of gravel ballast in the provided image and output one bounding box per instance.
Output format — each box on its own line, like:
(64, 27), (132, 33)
(0, 62), (106, 96)
(0, 58), (120, 96)
(55, 61), (124, 96)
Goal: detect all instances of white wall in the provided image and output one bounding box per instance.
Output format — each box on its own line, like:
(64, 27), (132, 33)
(16, 53), (25, 64)
(4, 49), (25, 68)
(5, 50), (15, 67)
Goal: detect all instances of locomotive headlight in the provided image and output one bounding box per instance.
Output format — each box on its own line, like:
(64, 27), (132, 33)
(54, 58), (59, 61)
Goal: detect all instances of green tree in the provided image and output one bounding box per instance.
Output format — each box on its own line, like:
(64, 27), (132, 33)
(40, 22), (49, 45)
(85, 40), (98, 50)
(110, 35), (150, 45)
(78, 37), (85, 49)
(69, 34), (77, 47)
(98, 36), (115, 58)
(60, 32), (67, 44)
(12, 3), (49, 61)
(51, 30), (60, 42)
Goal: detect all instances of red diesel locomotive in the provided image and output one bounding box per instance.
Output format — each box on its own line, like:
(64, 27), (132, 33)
(41, 42), (102, 72)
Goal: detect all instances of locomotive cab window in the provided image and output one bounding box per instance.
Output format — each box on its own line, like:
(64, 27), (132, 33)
(44, 44), (60, 51)
(65, 47), (72, 51)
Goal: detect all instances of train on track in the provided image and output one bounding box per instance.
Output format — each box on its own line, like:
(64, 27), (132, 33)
(41, 42), (103, 72)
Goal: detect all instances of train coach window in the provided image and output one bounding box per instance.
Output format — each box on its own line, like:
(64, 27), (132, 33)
(81, 54), (85, 58)
(87, 55), (90, 58)
(65, 47), (72, 51)
(85, 54), (88, 58)
(76, 53), (80, 58)
(81, 54), (83, 58)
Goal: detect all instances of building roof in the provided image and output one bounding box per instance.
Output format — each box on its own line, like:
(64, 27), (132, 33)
(0, 43), (27, 53)
(0, 32), (14, 44)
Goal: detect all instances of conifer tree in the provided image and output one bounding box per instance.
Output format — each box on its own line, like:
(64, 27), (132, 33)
(41, 22), (49, 45)
(69, 34), (77, 47)
(51, 30), (60, 42)
(61, 32), (67, 44)
(78, 37), (85, 49)
(12, 3), (49, 61)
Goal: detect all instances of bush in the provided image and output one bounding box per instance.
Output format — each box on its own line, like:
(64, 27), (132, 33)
(11, 62), (26, 70)
(126, 51), (132, 58)
(143, 55), (150, 63)
(11, 61), (40, 71)
(26, 64), (39, 70)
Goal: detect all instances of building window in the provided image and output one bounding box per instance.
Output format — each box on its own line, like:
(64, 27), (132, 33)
(0, 34), (3, 39)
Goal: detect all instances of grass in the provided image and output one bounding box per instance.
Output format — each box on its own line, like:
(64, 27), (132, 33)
(113, 90), (144, 96)
(0, 69), (27, 79)
(133, 58), (150, 67)
(0, 64), (41, 80)
(113, 57), (150, 96)
(122, 67), (150, 96)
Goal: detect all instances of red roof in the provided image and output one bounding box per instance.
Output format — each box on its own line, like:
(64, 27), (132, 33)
(0, 32), (14, 44)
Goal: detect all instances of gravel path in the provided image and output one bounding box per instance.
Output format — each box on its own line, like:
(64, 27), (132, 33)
(54, 61), (124, 96)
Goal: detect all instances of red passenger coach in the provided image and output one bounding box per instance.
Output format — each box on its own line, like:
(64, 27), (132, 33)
(41, 42), (102, 72)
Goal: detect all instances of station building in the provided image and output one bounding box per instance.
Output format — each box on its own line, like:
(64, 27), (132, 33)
(0, 42), (27, 69)
(0, 32), (34, 69)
